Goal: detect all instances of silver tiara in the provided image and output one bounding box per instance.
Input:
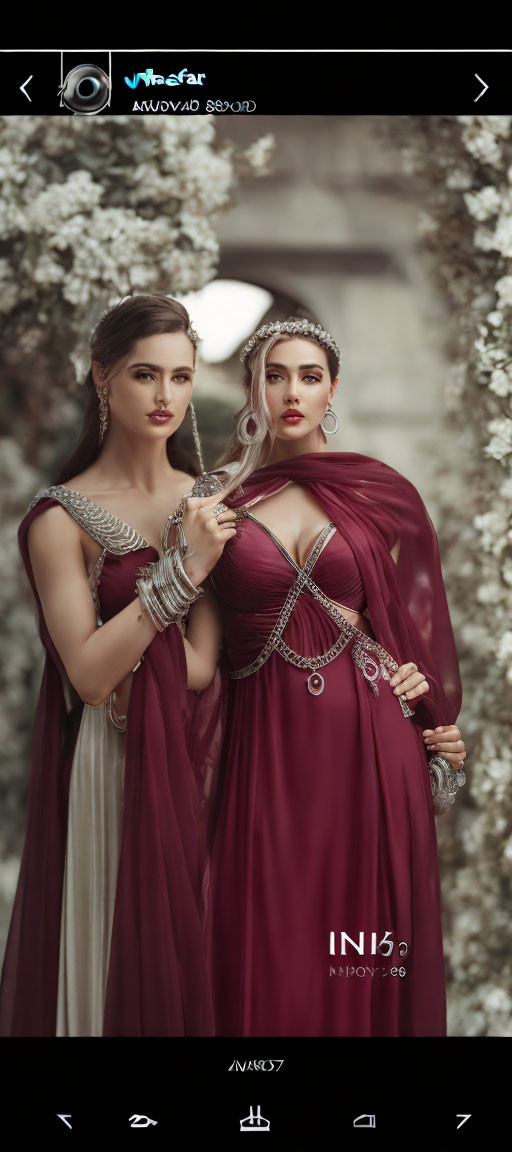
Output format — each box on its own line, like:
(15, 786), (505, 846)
(90, 295), (200, 348)
(240, 318), (340, 368)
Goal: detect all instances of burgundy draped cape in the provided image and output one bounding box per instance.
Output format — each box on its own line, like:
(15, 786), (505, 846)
(0, 497), (226, 1036)
(223, 452), (462, 731)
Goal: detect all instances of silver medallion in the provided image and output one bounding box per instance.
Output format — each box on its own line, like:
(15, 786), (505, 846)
(307, 672), (325, 696)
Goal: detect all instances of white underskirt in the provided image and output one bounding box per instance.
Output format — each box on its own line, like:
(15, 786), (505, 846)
(56, 702), (126, 1037)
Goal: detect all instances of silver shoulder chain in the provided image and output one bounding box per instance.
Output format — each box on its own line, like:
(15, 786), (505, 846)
(28, 485), (149, 555)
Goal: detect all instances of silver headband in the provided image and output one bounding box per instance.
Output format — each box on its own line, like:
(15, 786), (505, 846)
(240, 318), (340, 369)
(91, 295), (200, 349)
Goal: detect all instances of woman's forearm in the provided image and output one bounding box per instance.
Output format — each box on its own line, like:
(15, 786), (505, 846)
(79, 575), (221, 705)
(76, 595), (157, 705)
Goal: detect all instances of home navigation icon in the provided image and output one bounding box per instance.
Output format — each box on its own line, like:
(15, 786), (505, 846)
(240, 1105), (270, 1132)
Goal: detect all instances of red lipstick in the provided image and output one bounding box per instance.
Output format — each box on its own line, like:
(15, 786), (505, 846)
(148, 410), (173, 423)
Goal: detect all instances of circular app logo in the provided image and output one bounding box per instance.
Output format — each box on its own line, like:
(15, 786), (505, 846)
(59, 64), (111, 114)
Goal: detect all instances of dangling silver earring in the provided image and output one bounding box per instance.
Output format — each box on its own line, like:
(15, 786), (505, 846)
(98, 386), (109, 443)
(321, 406), (339, 435)
(188, 399), (205, 473)
(238, 409), (263, 445)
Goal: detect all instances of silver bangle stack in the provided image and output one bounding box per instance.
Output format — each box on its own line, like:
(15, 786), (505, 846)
(428, 752), (466, 815)
(136, 545), (203, 632)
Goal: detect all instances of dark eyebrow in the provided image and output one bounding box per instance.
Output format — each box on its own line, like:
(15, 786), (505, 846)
(128, 362), (194, 371)
(266, 362), (324, 371)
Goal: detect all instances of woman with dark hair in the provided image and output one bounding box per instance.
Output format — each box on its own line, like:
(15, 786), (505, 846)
(0, 294), (236, 1037)
(200, 317), (467, 1037)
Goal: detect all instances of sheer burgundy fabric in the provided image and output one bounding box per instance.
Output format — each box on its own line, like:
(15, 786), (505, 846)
(204, 451), (462, 1036)
(0, 496), (223, 1036)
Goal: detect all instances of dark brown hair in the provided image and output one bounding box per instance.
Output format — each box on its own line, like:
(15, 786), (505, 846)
(55, 295), (199, 485)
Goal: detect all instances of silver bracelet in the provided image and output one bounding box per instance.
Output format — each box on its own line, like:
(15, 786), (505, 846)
(136, 545), (203, 632)
(136, 573), (169, 631)
(171, 546), (202, 597)
(153, 550), (199, 622)
(429, 752), (466, 815)
(104, 690), (127, 733)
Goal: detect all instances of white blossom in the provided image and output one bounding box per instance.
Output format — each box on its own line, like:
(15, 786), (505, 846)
(463, 185), (502, 221)
(487, 310), (503, 327)
(494, 212), (512, 259)
(474, 224), (499, 252)
(476, 581), (505, 605)
(473, 508), (509, 554)
(446, 168), (473, 190)
(489, 368), (512, 397)
(495, 274), (512, 309)
(484, 417), (512, 460)
(240, 133), (276, 173)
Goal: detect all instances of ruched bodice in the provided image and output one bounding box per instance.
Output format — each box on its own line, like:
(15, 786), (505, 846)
(211, 515), (368, 672)
(213, 516), (367, 611)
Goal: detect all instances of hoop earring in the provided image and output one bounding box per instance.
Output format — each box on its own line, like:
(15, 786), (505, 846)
(98, 386), (109, 443)
(238, 410), (263, 445)
(321, 406), (339, 436)
(188, 400), (205, 474)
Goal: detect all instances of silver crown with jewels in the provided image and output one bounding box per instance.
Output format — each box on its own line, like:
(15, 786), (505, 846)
(89, 295), (200, 349)
(240, 318), (340, 368)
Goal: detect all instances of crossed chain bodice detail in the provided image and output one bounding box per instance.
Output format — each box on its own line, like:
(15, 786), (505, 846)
(228, 507), (415, 715)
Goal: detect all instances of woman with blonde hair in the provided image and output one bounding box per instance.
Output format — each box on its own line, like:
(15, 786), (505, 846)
(201, 316), (467, 1036)
(0, 294), (236, 1037)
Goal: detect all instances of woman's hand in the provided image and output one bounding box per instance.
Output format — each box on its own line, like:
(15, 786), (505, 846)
(389, 662), (429, 702)
(422, 725), (466, 769)
(173, 487), (238, 587)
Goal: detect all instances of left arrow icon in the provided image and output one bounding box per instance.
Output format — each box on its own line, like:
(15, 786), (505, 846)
(57, 1114), (72, 1129)
(20, 76), (33, 102)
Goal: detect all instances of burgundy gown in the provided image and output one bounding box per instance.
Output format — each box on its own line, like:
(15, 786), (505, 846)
(0, 483), (224, 1037)
(204, 452), (462, 1038)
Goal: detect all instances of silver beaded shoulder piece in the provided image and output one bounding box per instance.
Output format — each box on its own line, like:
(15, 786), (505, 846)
(27, 485), (150, 555)
(189, 469), (232, 498)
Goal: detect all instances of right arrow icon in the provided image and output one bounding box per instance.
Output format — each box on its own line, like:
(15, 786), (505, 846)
(474, 73), (489, 102)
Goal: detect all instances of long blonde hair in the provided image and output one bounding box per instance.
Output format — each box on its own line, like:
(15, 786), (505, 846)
(215, 331), (339, 497)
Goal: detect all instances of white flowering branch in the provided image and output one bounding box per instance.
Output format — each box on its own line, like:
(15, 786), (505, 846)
(383, 115), (512, 1036)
